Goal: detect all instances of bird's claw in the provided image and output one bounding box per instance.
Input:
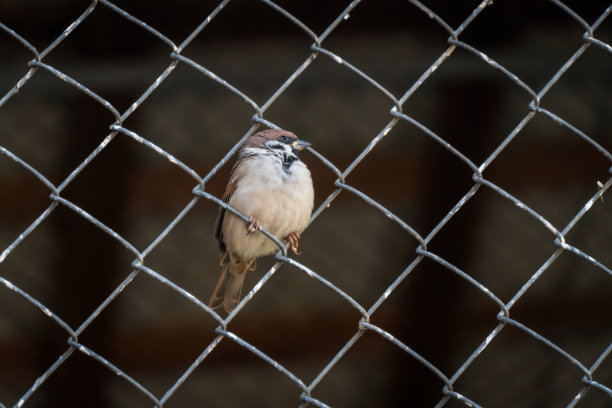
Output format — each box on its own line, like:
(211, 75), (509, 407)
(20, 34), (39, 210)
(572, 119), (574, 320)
(285, 231), (301, 255)
(246, 216), (260, 235)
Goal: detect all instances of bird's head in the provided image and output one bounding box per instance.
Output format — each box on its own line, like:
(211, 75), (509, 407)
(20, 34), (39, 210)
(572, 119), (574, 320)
(244, 129), (311, 153)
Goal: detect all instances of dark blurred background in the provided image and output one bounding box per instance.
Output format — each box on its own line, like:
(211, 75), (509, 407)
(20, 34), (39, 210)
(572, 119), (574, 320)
(1, 0), (611, 407)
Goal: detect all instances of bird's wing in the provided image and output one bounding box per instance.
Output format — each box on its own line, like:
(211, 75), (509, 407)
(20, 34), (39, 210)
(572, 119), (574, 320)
(214, 174), (237, 253)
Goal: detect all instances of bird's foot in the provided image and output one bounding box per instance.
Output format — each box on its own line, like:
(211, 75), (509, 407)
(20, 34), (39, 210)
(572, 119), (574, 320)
(285, 231), (301, 255)
(246, 216), (260, 235)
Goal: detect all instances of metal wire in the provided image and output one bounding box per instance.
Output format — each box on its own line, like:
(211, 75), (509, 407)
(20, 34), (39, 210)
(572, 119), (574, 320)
(1, 0), (611, 407)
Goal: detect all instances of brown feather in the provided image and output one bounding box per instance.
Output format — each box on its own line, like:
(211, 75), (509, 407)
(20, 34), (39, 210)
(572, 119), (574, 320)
(214, 175), (238, 253)
(208, 257), (254, 313)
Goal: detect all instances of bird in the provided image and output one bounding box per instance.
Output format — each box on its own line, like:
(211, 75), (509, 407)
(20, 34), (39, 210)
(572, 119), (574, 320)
(209, 128), (314, 313)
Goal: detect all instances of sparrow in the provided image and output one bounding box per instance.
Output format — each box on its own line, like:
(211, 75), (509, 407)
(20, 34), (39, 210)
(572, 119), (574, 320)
(209, 129), (314, 313)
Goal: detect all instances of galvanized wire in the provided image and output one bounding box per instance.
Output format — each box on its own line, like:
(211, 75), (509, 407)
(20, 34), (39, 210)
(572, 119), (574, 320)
(1, 0), (611, 407)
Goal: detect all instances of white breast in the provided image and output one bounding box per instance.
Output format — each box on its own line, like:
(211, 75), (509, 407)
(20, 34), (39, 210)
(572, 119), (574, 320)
(222, 152), (314, 260)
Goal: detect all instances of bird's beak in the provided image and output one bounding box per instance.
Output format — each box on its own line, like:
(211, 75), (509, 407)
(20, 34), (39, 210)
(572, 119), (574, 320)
(292, 139), (311, 151)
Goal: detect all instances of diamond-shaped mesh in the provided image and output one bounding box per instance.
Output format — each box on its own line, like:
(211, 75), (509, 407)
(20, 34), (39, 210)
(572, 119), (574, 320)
(1, 1), (611, 407)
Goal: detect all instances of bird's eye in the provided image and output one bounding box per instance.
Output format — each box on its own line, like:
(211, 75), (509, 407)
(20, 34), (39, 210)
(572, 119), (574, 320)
(277, 135), (288, 143)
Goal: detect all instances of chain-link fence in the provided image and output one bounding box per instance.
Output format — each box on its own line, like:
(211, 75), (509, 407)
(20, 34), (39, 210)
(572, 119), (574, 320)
(1, 0), (611, 407)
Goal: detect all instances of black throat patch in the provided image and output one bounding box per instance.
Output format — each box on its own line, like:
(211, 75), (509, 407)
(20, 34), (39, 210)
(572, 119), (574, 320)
(282, 153), (298, 172)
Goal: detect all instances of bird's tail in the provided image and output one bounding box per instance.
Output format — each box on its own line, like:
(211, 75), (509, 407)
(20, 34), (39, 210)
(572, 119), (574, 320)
(209, 256), (254, 313)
